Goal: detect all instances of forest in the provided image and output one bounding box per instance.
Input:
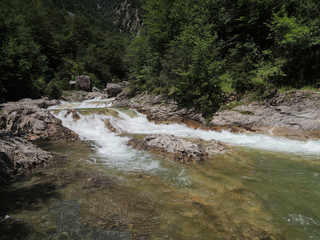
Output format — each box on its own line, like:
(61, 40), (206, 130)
(1, 0), (320, 116)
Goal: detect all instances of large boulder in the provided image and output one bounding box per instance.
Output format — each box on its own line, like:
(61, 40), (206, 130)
(75, 75), (92, 92)
(128, 134), (209, 163)
(0, 98), (78, 141)
(105, 82), (127, 97)
(0, 133), (53, 182)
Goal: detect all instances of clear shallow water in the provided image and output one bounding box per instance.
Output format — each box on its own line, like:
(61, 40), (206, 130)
(1, 99), (319, 239)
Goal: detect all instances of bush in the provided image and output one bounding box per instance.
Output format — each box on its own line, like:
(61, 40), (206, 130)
(47, 80), (63, 99)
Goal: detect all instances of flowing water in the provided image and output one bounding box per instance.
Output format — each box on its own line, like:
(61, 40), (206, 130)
(1, 98), (320, 239)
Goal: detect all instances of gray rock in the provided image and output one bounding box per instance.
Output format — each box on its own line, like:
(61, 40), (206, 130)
(0, 114), (6, 129)
(128, 134), (224, 163)
(105, 83), (126, 97)
(112, 92), (206, 125)
(210, 90), (320, 139)
(61, 90), (108, 102)
(203, 139), (227, 154)
(92, 86), (102, 93)
(0, 98), (78, 141)
(0, 133), (53, 182)
(75, 75), (92, 92)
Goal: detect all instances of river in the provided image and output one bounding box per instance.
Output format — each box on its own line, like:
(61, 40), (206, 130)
(0, 98), (319, 239)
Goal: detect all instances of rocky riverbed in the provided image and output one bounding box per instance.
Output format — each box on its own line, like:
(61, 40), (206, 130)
(1, 89), (320, 182)
(1, 92), (319, 239)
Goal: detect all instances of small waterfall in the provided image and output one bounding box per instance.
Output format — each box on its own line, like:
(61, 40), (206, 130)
(52, 110), (161, 172)
(50, 98), (320, 157)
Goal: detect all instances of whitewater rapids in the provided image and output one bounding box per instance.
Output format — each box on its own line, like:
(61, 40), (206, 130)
(49, 98), (320, 159)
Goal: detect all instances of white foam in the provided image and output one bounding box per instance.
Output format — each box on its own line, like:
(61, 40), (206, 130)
(49, 97), (115, 110)
(51, 99), (320, 157)
(111, 110), (320, 156)
(53, 110), (160, 172)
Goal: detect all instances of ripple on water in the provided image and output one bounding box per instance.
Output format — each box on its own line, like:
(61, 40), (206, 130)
(17, 99), (317, 240)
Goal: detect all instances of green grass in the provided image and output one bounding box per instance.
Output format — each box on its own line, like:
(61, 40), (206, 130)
(278, 85), (319, 93)
(300, 85), (320, 91)
(219, 101), (244, 111)
(237, 110), (254, 115)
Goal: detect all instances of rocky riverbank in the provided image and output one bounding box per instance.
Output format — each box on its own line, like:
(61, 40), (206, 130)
(0, 132), (53, 182)
(113, 90), (320, 140)
(0, 98), (78, 141)
(210, 90), (320, 140)
(112, 91), (206, 126)
(0, 98), (78, 182)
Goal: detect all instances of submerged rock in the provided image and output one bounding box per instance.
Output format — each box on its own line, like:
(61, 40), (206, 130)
(0, 133), (53, 182)
(128, 134), (226, 163)
(0, 98), (78, 141)
(64, 109), (80, 120)
(104, 119), (117, 133)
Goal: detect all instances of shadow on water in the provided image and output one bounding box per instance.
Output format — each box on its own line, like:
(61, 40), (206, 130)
(0, 181), (62, 216)
(0, 174), (133, 240)
(0, 181), (62, 240)
(0, 219), (31, 240)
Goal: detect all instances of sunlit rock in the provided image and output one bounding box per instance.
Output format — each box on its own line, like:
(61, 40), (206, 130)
(0, 98), (78, 141)
(211, 90), (320, 140)
(112, 92), (206, 125)
(0, 133), (53, 182)
(128, 134), (226, 163)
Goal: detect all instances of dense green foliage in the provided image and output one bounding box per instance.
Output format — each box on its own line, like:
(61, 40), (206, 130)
(0, 0), (127, 100)
(126, 0), (320, 116)
(1, 0), (320, 115)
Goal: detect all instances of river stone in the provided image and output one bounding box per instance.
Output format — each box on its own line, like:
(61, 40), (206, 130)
(128, 134), (209, 163)
(0, 133), (53, 182)
(0, 98), (78, 141)
(75, 75), (92, 92)
(104, 119), (117, 133)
